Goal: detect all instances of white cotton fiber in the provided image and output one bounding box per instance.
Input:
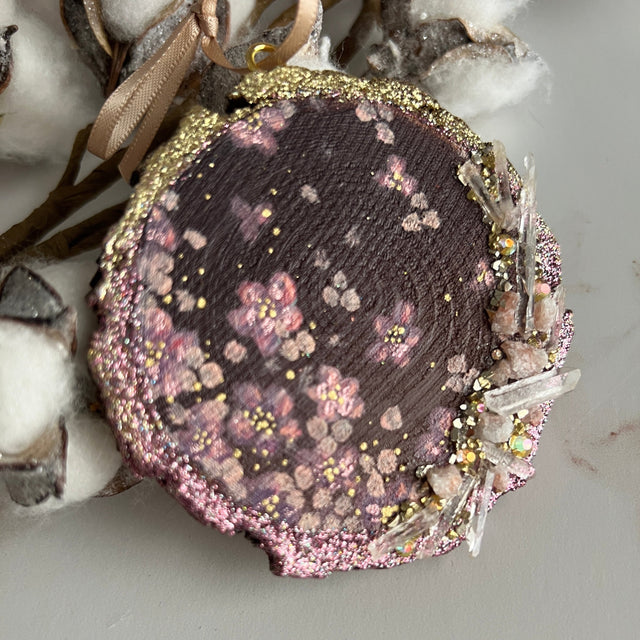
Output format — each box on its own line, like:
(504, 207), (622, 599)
(425, 54), (548, 119)
(0, 2), (102, 163)
(0, 322), (75, 454)
(33, 258), (100, 363)
(288, 37), (340, 73)
(411, 0), (530, 28)
(101, 0), (177, 42)
(60, 413), (122, 504)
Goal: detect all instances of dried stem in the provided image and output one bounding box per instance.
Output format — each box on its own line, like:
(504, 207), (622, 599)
(16, 201), (127, 261)
(335, 0), (381, 67)
(0, 150), (124, 262)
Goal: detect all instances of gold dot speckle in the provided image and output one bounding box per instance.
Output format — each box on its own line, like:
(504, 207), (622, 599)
(281, 459), (289, 467)
(402, 433), (408, 440)
(204, 193), (212, 200)
(399, 465), (407, 472)
(444, 293), (452, 302)
(253, 463), (260, 472)
(272, 228), (281, 236)
(197, 297), (207, 309)
(166, 396), (175, 404)
(193, 382), (203, 392)
(237, 263), (243, 268)
(261, 208), (272, 218)
(196, 172), (203, 179)
(372, 439), (379, 447)
(441, 385), (447, 391)
(270, 188), (278, 195)
(309, 321), (317, 330)
(359, 442), (368, 451)
(394, 447), (401, 455)
(216, 393), (227, 402)
(205, 339), (211, 346)
(233, 449), (242, 459)
(430, 362), (436, 368)
(208, 162), (215, 168)
(181, 275), (188, 282)
(198, 267), (205, 275)
(285, 370), (295, 380)
(162, 294), (172, 304)
(268, 247), (274, 254)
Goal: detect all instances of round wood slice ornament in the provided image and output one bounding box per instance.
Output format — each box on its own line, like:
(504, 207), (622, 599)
(89, 67), (575, 577)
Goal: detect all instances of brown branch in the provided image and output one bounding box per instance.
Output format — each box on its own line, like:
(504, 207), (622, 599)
(335, 0), (381, 67)
(56, 123), (93, 189)
(16, 201), (127, 261)
(0, 150), (125, 262)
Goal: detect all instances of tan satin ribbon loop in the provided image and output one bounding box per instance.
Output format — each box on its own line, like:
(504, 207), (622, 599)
(87, 0), (319, 181)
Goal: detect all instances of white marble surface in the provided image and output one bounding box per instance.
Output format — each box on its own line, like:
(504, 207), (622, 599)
(1, 1), (638, 638)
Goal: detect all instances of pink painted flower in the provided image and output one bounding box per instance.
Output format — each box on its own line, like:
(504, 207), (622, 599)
(227, 272), (303, 356)
(137, 247), (174, 296)
(374, 155), (418, 196)
(306, 365), (365, 423)
(146, 203), (178, 251)
(140, 298), (223, 401)
(248, 471), (306, 525)
(231, 196), (274, 243)
(367, 301), (422, 368)
(226, 383), (301, 454)
(175, 400), (230, 459)
(228, 105), (291, 155)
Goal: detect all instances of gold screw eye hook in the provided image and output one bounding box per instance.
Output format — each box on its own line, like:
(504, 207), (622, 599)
(246, 43), (278, 72)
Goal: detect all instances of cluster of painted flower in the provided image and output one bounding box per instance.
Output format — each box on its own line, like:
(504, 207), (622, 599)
(370, 143), (579, 560)
(135, 188), (449, 532)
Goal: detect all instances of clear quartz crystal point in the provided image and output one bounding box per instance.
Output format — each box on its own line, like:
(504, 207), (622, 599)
(482, 442), (534, 479)
(518, 154), (538, 334)
(417, 475), (479, 558)
(493, 140), (518, 229)
(467, 466), (496, 557)
(549, 285), (566, 348)
(458, 161), (508, 230)
(368, 503), (440, 561)
(484, 368), (581, 416)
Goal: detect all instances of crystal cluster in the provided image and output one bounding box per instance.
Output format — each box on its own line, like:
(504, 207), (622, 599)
(370, 142), (579, 562)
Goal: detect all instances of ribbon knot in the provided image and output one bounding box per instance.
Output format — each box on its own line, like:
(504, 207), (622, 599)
(88, 0), (319, 181)
(192, 2), (217, 40)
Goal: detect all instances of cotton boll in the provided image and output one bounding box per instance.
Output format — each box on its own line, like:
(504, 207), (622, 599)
(0, 323), (75, 454)
(58, 413), (123, 504)
(411, 0), (530, 29)
(0, 4), (102, 163)
(101, 0), (178, 42)
(424, 54), (548, 120)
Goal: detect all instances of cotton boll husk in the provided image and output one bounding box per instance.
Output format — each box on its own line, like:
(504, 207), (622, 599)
(0, 322), (75, 454)
(0, 3), (101, 163)
(31, 258), (100, 363)
(411, 0), (530, 29)
(424, 54), (548, 120)
(101, 0), (178, 42)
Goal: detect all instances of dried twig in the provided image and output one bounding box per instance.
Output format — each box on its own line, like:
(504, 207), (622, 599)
(16, 201), (127, 261)
(335, 0), (381, 67)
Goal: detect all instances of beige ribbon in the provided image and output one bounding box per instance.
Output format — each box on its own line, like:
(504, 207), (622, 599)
(88, 0), (319, 181)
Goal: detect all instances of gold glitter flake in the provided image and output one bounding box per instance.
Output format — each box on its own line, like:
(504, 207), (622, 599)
(272, 227), (281, 236)
(444, 293), (452, 302)
(204, 193), (212, 200)
(197, 297), (207, 309)
(285, 369), (295, 380)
